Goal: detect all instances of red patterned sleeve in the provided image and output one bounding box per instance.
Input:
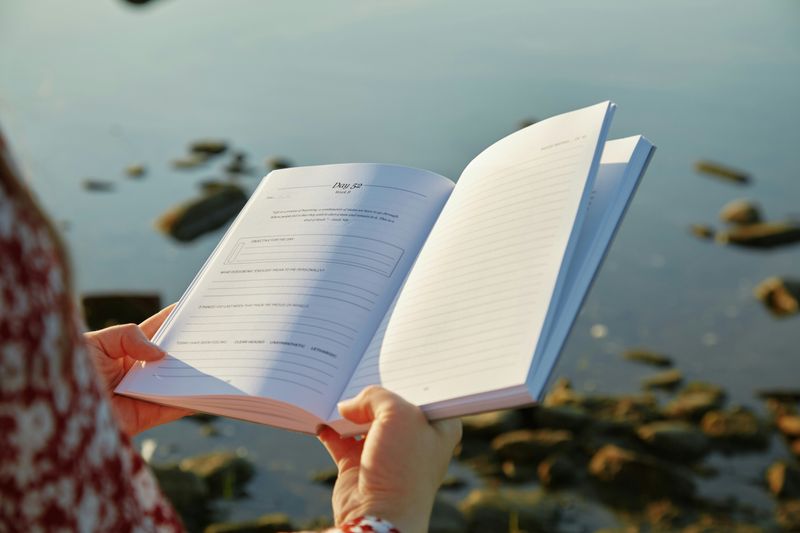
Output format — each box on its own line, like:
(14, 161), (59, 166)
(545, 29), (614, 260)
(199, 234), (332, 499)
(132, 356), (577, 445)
(0, 133), (184, 531)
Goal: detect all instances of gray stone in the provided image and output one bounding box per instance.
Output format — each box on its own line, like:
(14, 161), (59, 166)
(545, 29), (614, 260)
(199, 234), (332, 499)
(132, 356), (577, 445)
(716, 221), (800, 249)
(754, 277), (800, 317)
(156, 184), (248, 242)
(636, 421), (710, 461)
(190, 139), (228, 156)
(719, 199), (762, 225)
(622, 348), (673, 367)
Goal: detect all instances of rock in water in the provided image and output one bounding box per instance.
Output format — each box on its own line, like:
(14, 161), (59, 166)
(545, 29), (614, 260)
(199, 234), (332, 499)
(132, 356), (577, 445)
(719, 199), (761, 225)
(754, 277), (800, 317)
(82, 178), (114, 192)
(537, 453), (577, 488)
(641, 369), (683, 390)
(172, 153), (210, 169)
(190, 139), (228, 156)
(179, 451), (254, 498)
(150, 465), (211, 532)
(665, 382), (726, 420)
(310, 468), (338, 486)
(491, 429), (573, 463)
(125, 164), (146, 178)
(81, 293), (161, 330)
(716, 221), (800, 249)
(461, 410), (525, 439)
(694, 160), (751, 185)
(204, 513), (294, 533)
(766, 461), (800, 499)
(265, 156), (292, 171)
(689, 224), (715, 240)
(622, 349), (673, 367)
(636, 421), (710, 461)
(700, 407), (769, 450)
(776, 415), (800, 439)
(156, 185), (248, 242)
(777, 500), (800, 532)
(588, 445), (695, 502)
(757, 388), (800, 403)
(458, 488), (561, 533)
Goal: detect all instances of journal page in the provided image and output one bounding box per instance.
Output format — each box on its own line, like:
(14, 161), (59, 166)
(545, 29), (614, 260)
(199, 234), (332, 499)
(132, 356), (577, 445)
(117, 164), (454, 419)
(338, 102), (614, 410)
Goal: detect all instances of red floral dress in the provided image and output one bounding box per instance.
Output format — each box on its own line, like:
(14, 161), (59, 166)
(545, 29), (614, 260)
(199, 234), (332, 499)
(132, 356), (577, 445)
(0, 134), (396, 533)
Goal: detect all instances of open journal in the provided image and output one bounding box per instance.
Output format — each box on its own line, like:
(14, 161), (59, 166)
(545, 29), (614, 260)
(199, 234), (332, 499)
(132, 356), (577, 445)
(116, 101), (655, 435)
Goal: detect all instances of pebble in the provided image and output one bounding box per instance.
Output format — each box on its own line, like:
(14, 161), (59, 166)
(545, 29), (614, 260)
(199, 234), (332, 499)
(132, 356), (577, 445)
(700, 407), (768, 449)
(82, 178), (114, 192)
(641, 369), (683, 390)
(694, 160), (751, 185)
(719, 199), (761, 225)
(636, 421), (710, 461)
(189, 139), (228, 156)
(622, 349), (673, 367)
(716, 221), (800, 249)
(172, 153), (209, 169)
(753, 277), (800, 317)
(766, 461), (800, 499)
(265, 156), (292, 171)
(689, 223), (715, 240)
(125, 164), (146, 178)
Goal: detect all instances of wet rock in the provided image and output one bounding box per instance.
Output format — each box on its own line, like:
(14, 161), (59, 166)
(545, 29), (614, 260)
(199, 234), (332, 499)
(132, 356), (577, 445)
(590, 395), (662, 435)
(461, 453), (503, 480)
(776, 500), (800, 532)
(791, 440), (800, 459)
(690, 223), (715, 240)
(172, 153), (210, 169)
(188, 413), (220, 424)
(156, 184), (248, 242)
(440, 475), (467, 491)
(203, 513), (293, 533)
(533, 404), (592, 431)
(190, 139), (228, 156)
(310, 468), (337, 486)
(82, 178), (114, 192)
(180, 451), (254, 499)
(542, 377), (583, 407)
(716, 221), (800, 249)
(694, 160), (751, 185)
(719, 199), (762, 225)
(777, 415), (800, 439)
(491, 429), (573, 463)
(665, 382), (726, 420)
(224, 152), (252, 175)
(622, 349), (673, 367)
(429, 497), (467, 533)
(265, 156), (292, 171)
(758, 388), (800, 403)
(517, 118), (538, 130)
(462, 409), (525, 439)
(636, 421), (710, 461)
(766, 461), (800, 499)
(700, 407), (769, 450)
(537, 453), (577, 488)
(299, 516), (334, 531)
(753, 277), (800, 317)
(81, 293), (161, 330)
(642, 369), (683, 390)
(458, 488), (560, 533)
(588, 445), (695, 503)
(500, 460), (538, 483)
(125, 164), (146, 178)
(150, 464), (211, 532)
(644, 499), (686, 530)
(454, 436), (493, 462)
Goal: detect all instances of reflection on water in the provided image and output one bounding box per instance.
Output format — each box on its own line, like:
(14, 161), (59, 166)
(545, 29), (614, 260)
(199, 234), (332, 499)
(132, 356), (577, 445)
(2, 0), (799, 525)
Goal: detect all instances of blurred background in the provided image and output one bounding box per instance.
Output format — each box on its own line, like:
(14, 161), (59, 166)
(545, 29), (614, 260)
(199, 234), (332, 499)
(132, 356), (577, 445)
(2, 1), (799, 531)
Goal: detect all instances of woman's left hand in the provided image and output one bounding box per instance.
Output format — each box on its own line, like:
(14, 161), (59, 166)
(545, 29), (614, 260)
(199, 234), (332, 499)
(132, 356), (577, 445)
(84, 304), (192, 436)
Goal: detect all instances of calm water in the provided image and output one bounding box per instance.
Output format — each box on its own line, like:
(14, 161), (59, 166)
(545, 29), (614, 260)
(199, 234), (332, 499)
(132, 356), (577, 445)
(2, 0), (799, 523)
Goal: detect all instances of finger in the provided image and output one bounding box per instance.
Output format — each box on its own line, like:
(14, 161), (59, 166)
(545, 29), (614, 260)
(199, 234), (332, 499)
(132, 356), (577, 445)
(337, 386), (420, 425)
(317, 425), (364, 469)
(139, 303), (177, 339)
(92, 323), (167, 361)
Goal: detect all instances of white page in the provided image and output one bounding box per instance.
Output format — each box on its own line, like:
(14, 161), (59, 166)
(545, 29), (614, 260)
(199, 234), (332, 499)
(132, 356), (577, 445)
(336, 102), (615, 411)
(527, 136), (654, 398)
(117, 164), (453, 419)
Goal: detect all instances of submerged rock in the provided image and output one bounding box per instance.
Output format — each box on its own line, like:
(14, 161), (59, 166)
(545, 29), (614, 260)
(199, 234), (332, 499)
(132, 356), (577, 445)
(766, 461), (800, 499)
(641, 369), (683, 390)
(719, 199), (761, 225)
(81, 293), (162, 330)
(125, 164), (146, 178)
(753, 277), (800, 317)
(694, 160), (751, 185)
(82, 178), (114, 192)
(172, 153), (210, 169)
(458, 488), (561, 533)
(462, 410), (525, 439)
(224, 152), (252, 175)
(636, 421), (710, 461)
(203, 513), (293, 533)
(758, 388), (800, 403)
(716, 221), (800, 249)
(588, 445), (695, 503)
(537, 453), (578, 488)
(265, 156), (292, 171)
(622, 349), (673, 367)
(190, 139), (228, 156)
(665, 382), (726, 420)
(156, 184), (248, 242)
(491, 429), (573, 463)
(689, 223), (715, 240)
(180, 451), (254, 499)
(700, 407), (769, 450)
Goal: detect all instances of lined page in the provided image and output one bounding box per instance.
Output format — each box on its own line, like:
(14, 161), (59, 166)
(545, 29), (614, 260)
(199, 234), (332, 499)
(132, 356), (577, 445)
(527, 136), (654, 398)
(117, 164), (453, 419)
(336, 102), (614, 413)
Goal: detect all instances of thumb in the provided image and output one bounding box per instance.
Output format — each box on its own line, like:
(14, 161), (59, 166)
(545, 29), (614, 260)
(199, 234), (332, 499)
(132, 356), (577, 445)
(91, 323), (167, 362)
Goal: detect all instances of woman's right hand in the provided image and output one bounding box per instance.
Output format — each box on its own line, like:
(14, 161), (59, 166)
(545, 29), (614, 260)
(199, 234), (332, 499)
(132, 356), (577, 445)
(317, 386), (462, 533)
